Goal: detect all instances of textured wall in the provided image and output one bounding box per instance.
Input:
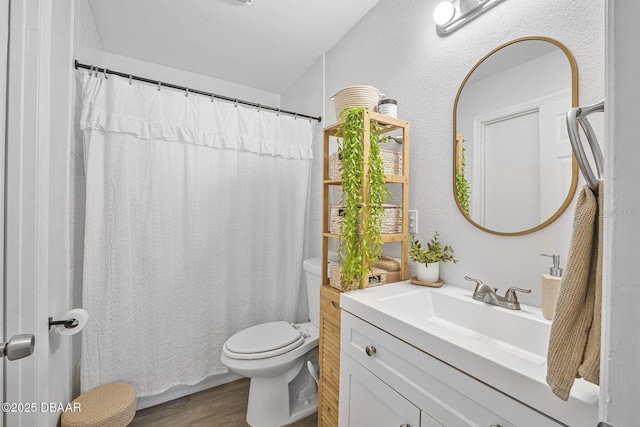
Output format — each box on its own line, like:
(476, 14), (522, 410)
(283, 0), (604, 308)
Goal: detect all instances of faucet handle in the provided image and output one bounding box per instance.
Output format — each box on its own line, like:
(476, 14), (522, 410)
(504, 287), (531, 303)
(464, 276), (483, 290)
(465, 276), (497, 293)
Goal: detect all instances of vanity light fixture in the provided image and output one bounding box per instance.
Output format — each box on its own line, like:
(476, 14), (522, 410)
(434, 0), (506, 36)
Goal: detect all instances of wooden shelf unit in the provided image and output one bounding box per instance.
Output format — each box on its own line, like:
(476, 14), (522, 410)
(318, 110), (410, 427)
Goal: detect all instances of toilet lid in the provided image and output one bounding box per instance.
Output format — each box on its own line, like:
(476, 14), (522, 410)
(224, 321), (304, 360)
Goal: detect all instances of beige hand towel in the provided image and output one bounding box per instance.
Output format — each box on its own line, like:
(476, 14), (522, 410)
(547, 181), (603, 401)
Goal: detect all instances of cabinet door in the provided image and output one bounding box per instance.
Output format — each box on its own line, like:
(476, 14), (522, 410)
(421, 411), (443, 427)
(340, 352), (420, 427)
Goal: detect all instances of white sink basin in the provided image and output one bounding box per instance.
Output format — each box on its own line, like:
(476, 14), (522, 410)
(377, 286), (550, 364)
(340, 281), (599, 426)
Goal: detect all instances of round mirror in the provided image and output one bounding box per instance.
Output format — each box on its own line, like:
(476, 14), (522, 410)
(453, 37), (578, 236)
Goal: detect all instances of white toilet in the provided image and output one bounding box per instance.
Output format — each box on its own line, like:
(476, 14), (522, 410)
(221, 258), (326, 427)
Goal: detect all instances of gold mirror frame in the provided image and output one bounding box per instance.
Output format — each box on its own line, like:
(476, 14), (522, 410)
(452, 36), (579, 236)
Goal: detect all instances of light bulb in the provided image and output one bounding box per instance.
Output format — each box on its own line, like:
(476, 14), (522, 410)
(433, 1), (456, 26)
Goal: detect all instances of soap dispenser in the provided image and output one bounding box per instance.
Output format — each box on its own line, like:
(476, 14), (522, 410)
(541, 254), (563, 320)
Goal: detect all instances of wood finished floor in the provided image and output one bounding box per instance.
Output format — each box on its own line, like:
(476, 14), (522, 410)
(130, 378), (317, 427)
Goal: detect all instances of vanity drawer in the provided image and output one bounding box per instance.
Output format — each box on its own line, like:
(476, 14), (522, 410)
(341, 311), (562, 427)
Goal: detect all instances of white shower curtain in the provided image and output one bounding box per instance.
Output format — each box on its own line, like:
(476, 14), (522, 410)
(79, 73), (313, 396)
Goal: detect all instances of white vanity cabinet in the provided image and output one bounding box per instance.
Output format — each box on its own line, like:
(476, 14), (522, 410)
(340, 354), (420, 427)
(339, 311), (563, 427)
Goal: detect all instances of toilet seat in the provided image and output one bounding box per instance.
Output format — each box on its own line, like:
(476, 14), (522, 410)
(223, 321), (305, 360)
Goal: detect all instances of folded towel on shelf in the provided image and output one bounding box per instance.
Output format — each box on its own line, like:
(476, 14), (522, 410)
(547, 181), (603, 401)
(373, 256), (401, 272)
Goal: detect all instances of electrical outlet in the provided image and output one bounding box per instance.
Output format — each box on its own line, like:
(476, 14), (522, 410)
(408, 210), (418, 234)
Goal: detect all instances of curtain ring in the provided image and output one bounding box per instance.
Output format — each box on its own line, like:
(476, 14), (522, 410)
(103, 68), (108, 79)
(257, 104), (261, 112)
(276, 108), (280, 117)
(210, 92), (215, 102)
(128, 74), (133, 85)
(185, 87), (189, 97)
(88, 65), (94, 77)
(157, 80), (161, 91)
(309, 116), (312, 123)
(294, 113), (298, 120)
(234, 98), (238, 107)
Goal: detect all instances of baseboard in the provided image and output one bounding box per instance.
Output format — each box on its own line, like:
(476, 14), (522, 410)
(136, 372), (244, 410)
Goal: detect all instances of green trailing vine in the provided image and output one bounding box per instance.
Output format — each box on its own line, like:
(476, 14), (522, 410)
(455, 138), (471, 215)
(337, 107), (390, 290)
(409, 232), (458, 265)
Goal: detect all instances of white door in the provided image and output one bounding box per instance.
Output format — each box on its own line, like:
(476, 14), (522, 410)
(482, 111), (541, 231)
(538, 96), (573, 221)
(3, 1), (51, 425)
(0, 1), (8, 422)
(339, 353), (420, 427)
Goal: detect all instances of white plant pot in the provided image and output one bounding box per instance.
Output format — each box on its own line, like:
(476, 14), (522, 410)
(417, 262), (440, 283)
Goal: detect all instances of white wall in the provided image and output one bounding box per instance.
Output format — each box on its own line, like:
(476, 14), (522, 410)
(48, 2), (75, 424)
(283, 0), (604, 308)
(601, 0), (640, 423)
(101, 53), (280, 108)
(280, 56), (325, 323)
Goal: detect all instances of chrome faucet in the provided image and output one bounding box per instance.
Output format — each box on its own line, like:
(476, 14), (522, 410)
(464, 276), (531, 310)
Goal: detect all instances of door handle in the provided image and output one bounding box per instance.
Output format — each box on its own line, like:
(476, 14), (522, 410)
(1, 334), (35, 361)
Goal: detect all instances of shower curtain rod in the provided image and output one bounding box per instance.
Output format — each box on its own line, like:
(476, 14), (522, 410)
(74, 60), (322, 123)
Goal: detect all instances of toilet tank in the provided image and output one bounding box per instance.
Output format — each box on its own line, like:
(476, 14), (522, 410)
(303, 258), (332, 328)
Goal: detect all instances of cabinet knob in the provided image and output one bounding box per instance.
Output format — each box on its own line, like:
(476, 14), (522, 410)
(365, 345), (377, 356)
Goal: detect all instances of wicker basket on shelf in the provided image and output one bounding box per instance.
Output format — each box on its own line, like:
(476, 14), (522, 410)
(329, 264), (387, 290)
(331, 85), (384, 117)
(330, 205), (402, 235)
(329, 150), (402, 180)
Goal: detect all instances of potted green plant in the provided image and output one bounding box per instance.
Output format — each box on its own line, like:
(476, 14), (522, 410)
(409, 232), (458, 283)
(337, 107), (389, 290)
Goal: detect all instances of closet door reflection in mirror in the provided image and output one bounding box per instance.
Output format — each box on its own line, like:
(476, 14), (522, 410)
(453, 37), (579, 236)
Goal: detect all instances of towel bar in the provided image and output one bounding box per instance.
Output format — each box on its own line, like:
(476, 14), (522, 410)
(566, 99), (604, 192)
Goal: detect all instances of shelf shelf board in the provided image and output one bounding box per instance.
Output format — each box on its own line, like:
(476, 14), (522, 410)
(323, 179), (343, 185)
(323, 232), (407, 243)
(384, 175), (408, 183)
(323, 175), (407, 185)
(323, 112), (409, 137)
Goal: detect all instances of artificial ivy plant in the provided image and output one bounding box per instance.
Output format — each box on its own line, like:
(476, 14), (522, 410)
(455, 138), (471, 215)
(337, 107), (389, 290)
